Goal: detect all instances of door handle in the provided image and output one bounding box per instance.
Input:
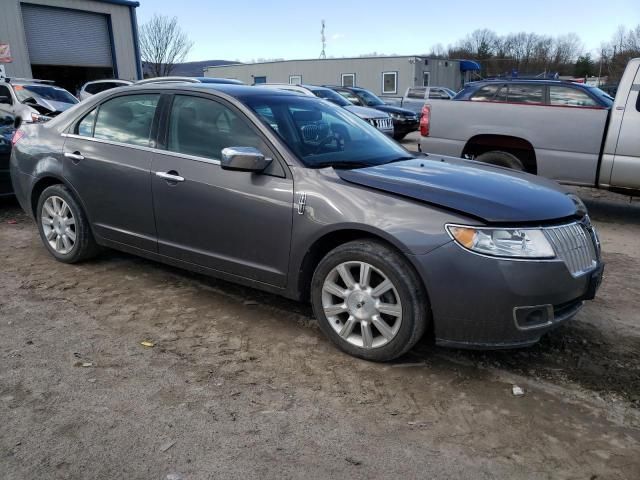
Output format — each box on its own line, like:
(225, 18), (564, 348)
(64, 152), (84, 161)
(156, 171), (185, 182)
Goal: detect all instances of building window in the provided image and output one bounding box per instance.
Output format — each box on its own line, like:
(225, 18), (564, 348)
(289, 75), (302, 85)
(423, 72), (430, 87)
(253, 76), (267, 84)
(382, 71), (397, 95)
(341, 73), (355, 87)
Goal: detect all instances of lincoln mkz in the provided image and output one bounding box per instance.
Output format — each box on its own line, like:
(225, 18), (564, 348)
(10, 84), (603, 361)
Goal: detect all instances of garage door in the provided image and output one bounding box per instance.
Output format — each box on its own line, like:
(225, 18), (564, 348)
(21, 4), (113, 68)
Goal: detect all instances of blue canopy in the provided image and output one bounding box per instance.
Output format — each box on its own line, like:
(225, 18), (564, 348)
(460, 60), (481, 72)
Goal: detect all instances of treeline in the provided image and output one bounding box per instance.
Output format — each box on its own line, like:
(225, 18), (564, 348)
(427, 25), (640, 82)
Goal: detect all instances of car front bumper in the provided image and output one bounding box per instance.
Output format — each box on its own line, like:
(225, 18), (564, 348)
(392, 118), (419, 136)
(412, 242), (604, 349)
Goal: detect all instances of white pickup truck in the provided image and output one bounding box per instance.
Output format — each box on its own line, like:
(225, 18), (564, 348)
(420, 58), (640, 195)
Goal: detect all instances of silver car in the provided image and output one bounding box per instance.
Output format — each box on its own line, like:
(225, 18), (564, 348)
(257, 84), (394, 136)
(10, 84), (603, 362)
(78, 79), (133, 101)
(0, 78), (78, 125)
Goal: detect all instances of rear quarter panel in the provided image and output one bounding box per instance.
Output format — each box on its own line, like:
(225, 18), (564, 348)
(421, 100), (609, 185)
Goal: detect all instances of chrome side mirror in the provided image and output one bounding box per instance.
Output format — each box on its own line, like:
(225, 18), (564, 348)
(221, 147), (272, 172)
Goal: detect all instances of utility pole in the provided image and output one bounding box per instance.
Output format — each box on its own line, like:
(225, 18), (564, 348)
(320, 20), (327, 59)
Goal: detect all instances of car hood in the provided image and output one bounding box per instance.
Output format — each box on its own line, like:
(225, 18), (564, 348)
(370, 104), (417, 117)
(335, 156), (578, 223)
(344, 105), (390, 119)
(27, 98), (77, 115)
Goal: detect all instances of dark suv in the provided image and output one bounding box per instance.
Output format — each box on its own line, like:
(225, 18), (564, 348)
(325, 86), (419, 140)
(453, 79), (614, 108)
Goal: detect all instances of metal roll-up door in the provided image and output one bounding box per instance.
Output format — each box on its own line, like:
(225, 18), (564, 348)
(21, 4), (113, 68)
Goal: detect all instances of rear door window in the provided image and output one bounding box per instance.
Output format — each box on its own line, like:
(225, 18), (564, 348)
(407, 87), (426, 99)
(93, 94), (160, 147)
(470, 85), (500, 101)
(506, 84), (544, 104)
(549, 86), (599, 107)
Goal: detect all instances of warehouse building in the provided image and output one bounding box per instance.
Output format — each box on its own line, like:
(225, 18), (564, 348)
(204, 56), (479, 97)
(0, 0), (142, 92)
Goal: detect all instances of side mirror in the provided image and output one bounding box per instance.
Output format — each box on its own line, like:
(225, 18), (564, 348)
(0, 95), (11, 105)
(221, 147), (272, 172)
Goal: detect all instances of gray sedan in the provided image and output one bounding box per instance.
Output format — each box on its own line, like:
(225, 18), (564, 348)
(9, 84), (603, 361)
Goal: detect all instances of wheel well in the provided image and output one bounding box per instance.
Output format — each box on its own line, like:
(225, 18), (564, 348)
(30, 177), (63, 217)
(463, 135), (537, 174)
(296, 229), (420, 303)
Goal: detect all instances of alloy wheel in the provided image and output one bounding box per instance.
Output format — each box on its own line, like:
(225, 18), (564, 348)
(321, 261), (403, 349)
(41, 196), (76, 255)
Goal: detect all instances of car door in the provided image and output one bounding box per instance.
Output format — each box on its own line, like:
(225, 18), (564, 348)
(151, 93), (294, 287)
(610, 67), (640, 190)
(62, 92), (161, 251)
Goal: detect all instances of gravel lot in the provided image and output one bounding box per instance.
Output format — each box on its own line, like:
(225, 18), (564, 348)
(1, 137), (639, 479)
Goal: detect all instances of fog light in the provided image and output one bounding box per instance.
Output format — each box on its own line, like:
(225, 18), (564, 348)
(513, 305), (553, 330)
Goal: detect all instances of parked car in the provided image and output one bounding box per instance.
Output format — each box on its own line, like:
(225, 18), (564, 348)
(418, 61), (640, 195)
(78, 79), (133, 101)
(256, 83), (393, 136)
(135, 76), (244, 85)
(385, 86), (457, 114)
(324, 85), (419, 140)
(0, 78), (79, 196)
(10, 83), (603, 361)
(0, 114), (12, 196)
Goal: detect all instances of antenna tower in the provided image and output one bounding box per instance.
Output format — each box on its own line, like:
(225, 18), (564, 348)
(320, 20), (327, 59)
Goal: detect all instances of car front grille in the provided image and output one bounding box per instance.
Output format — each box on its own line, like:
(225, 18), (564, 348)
(368, 117), (393, 130)
(544, 221), (598, 277)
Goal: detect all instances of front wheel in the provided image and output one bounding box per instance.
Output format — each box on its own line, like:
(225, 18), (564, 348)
(475, 150), (524, 170)
(311, 240), (429, 362)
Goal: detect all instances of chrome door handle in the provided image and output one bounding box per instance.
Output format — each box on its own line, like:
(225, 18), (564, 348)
(64, 152), (84, 161)
(156, 171), (185, 182)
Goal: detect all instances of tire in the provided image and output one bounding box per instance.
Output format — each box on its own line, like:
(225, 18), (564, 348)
(36, 184), (99, 264)
(475, 150), (524, 170)
(393, 132), (407, 141)
(311, 240), (429, 362)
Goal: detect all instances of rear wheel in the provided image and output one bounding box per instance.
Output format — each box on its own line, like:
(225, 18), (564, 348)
(311, 240), (429, 362)
(475, 150), (524, 170)
(36, 184), (99, 263)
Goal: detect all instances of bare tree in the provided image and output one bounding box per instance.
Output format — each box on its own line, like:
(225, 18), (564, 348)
(139, 14), (193, 77)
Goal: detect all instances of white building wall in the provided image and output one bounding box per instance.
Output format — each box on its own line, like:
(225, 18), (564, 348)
(205, 57), (463, 96)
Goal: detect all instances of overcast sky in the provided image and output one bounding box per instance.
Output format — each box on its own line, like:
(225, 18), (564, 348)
(137, 0), (640, 62)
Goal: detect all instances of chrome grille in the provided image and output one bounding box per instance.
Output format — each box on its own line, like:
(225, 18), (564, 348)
(544, 222), (598, 277)
(369, 117), (393, 130)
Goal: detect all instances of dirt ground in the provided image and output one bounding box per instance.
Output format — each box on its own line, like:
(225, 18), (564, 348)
(1, 142), (640, 479)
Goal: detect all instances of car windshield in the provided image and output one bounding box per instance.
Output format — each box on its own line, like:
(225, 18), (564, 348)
(585, 86), (614, 107)
(311, 88), (351, 107)
(244, 95), (413, 169)
(354, 89), (385, 106)
(14, 84), (78, 104)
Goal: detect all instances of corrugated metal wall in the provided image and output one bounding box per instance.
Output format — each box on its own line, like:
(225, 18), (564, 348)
(0, 0), (139, 80)
(22, 4), (113, 67)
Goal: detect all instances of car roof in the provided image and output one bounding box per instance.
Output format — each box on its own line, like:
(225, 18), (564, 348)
(85, 79), (132, 84)
(126, 83), (298, 99)
(466, 78), (590, 88)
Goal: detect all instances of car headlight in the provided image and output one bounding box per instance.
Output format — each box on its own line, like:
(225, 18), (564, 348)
(447, 225), (555, 258)
(390, 113), (403, 120)
(26, 112), (51, 124)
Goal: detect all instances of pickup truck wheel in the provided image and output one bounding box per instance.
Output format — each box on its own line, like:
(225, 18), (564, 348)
(475, 151), (524, 170)
(36, 184), (99, 264)
(311, 240), (429, 362)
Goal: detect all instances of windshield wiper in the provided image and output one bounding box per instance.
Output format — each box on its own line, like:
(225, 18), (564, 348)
(384, 156), (416, 164)
(312, 161), (373, 169)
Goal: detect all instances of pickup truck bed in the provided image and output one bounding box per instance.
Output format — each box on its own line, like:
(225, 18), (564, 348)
(420, 58), (640, 194)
